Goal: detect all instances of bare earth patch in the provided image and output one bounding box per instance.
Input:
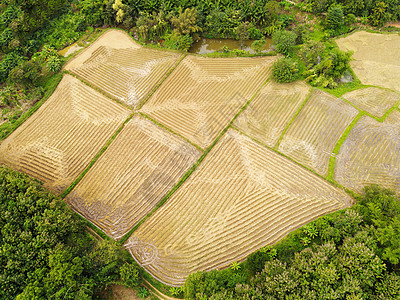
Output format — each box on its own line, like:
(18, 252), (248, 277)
(234, 80), (311, 147)
(125, 129), (352, 286)
(66, 115), (201, 240)
(336, 31), (400, 92)
(0, 74), (130, 194)
(342, 87), (400, 118)
(65, 29), (181, 108)
(279, 89), (358, 176)
(334, 110), (400, 195)
(140, 55), (274, 149)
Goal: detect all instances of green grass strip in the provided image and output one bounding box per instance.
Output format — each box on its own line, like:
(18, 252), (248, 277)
(63, 70), (132, 110)
(136, 54), (186, 110)
(327, 111), (365, 181)
(0, 73), (63, 141)
(275, 87), (314, 149)
(138, 112), (204, 152)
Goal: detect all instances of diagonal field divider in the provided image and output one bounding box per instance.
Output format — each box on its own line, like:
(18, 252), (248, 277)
(119, 77), (272, 244)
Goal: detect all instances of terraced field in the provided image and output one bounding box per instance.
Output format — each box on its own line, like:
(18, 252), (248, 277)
(279, 90), (358, 176)
(140, 55), (274, 148)
(65, 29), (181, 108)
(335, 110), (400, 194)
(342, 87), (400, 118)
(0, 74), (130, 194)
(126, 129), (352, 285)
(234, 81), (311, 147)
(66, 115), (201, 240)
(336, 31), (400, 93)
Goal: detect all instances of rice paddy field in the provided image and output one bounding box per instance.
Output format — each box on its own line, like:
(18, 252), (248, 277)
(125, 129), (352, 285)
(140, 55), (274, 148)
(66, 115), (201, 240)
(65, 29), (181, 108)
(2, 29), (400, 287)
(234, 80), (311, 148)
(342, 87), (400, 118)
(0, 74), (130, 194)
(278, 90), (358, 176)
(336, 31), (400, 93)
(334, 110), (400, 195)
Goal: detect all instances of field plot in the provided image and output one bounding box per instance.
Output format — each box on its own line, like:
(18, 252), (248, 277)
(336, 31), (400, 92)
(342, 87), (399, 118)
(126, 129), (352, 285)
(0, 74), (130, 194)
(65, 29), (181, 108)
(66, 115), (201, 240)
(234, 80), (310, 147)
(140, 55), (274, 148)
(335, 110), (400, 194)
(278, 90), (358, 176)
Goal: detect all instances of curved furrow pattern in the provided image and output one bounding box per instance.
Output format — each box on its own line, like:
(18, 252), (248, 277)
(279, 89), (358, 176)
(66, 115), (201, 240)
(126, 129), (352, 286)
(335, 110), (400, 195)
(0, 74), (130, 194)
(141, 56), (275, 148)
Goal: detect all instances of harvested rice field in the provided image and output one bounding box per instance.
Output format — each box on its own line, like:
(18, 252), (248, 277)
(65, 29), (181, 108)
(279, 89), (358, 176)
(0, 74), (130, 194)
(66, 115), (201, 240)
(342, 87), (399, 118)
(334, 110), (400, 195)
(336, 31), (400, 92)
(125, 129), (352, 286)
(234, 80), (311, 147)
(140, 55), (274, 148)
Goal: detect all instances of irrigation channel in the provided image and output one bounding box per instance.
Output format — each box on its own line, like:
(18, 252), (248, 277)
(189, 37), (273, 54)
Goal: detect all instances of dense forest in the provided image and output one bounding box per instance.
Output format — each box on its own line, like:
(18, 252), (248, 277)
(1, 0), (400, 299)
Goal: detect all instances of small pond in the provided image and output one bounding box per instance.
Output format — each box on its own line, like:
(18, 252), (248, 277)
(189, 37), (273, 54)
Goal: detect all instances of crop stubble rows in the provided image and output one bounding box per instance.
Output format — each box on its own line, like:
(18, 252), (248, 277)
(140, 55), (274, 148)
(0, 74), (130, 194)
(234, 80), (311, 148)
(278, 90), (358, 176)
(125, 129), (352, 286)
(66, 115), (201, 240)
(335, 110), (400, 194)
(342, 87), (400, 118)
(65, 29), (181, 108)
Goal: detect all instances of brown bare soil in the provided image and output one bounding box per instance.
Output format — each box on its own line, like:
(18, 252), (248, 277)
(125, 129), (352, 286)
(234, 80), (311, 147)
(342, 87), (400, 118)
(334, 110), (400, 195)
(66, 115), (201, 240)
(336, 31), (400, 92)
(0, 74), (130, 194)
(65, 29), (181, 108)
(140, 55), (274, 149)
(278, 89), (358, 176)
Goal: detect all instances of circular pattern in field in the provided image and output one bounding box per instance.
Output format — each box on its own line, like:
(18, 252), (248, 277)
(140, 55), (274, 149)
(234, 80), (311, 147)
(65, 29), (181, 108)
(0, 74), (130, 194)
(335, 110), (400, 194)
(336, 31), (400, 92)
(279, 90), (358, 176)
(342, 87), (400, 118)
(66, 115), (201, 240)
(126, 129), (352, 286)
